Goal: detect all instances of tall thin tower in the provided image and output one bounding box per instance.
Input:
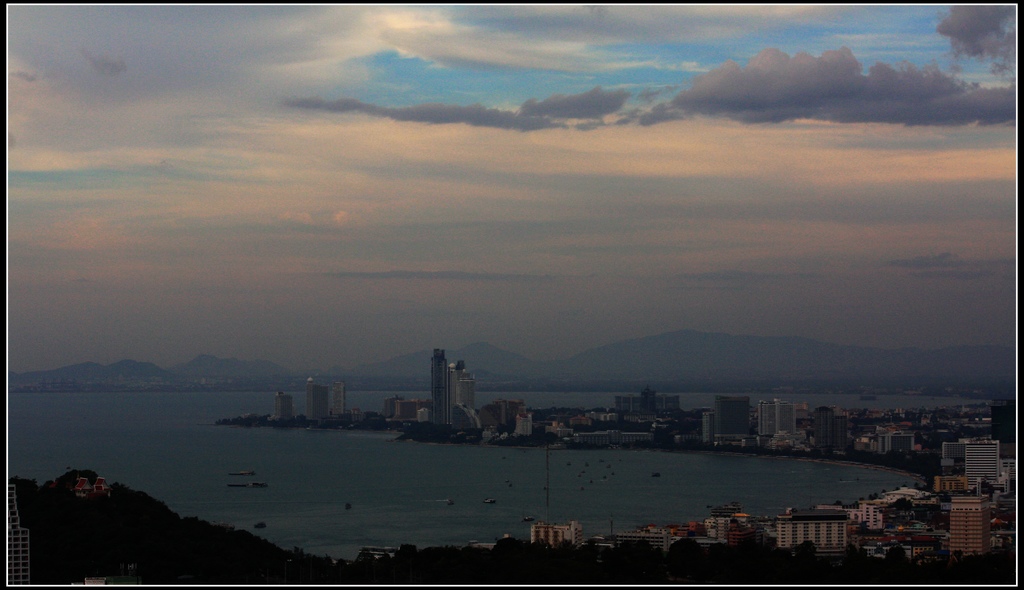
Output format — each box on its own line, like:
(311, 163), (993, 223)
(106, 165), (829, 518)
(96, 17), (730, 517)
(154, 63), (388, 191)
(430, 349), (449, 425)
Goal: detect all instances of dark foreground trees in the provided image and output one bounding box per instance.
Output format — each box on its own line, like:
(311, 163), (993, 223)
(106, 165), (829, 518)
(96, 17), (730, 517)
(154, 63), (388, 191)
(10, 470), (1016, 585)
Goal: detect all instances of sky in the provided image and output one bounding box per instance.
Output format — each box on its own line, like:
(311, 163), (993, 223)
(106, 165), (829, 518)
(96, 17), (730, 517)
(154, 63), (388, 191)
(6, 5), (1017, 374)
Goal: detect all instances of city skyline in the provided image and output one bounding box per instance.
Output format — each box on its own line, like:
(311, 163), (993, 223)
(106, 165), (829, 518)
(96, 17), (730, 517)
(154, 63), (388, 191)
(7, 5), (1017, 374)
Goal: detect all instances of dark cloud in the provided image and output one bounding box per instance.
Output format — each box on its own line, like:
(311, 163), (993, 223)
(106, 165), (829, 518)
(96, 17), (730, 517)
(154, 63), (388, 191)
(285, 96), (559, 131)
(937, 5), (1016, 75)
(887, 253), (1014, 281)
(80, 49), (127, 77)
(518, 86), (630, 119)
(286, 87), (631, 131)
(328, 270), (553, 282)
(640, 47), (1015, 126)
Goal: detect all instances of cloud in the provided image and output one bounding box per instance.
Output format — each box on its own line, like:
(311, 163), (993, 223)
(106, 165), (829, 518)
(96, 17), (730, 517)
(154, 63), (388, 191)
(80, 48), (127, 77)
(285, 86), (632, 130)
(518, 86), (630, 119)
(937, 5), (1016, 75)
(639, 47), (1016, 126)
(887, 252), (1014, 281)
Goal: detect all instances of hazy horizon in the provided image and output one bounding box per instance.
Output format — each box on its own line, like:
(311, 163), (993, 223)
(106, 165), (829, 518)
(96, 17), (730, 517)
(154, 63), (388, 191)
(7, 6), (1017, 374)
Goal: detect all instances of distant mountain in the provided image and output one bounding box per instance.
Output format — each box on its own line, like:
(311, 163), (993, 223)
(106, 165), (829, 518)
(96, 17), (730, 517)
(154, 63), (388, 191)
(168, 354), (293, 378)
(343, 342), (537, 380)
(8, 359), (173, 385)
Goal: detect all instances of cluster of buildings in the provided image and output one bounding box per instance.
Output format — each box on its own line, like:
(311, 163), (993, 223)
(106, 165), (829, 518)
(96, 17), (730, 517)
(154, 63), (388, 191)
(272, 379), (354, 424)
(528, 487), (1014, 561)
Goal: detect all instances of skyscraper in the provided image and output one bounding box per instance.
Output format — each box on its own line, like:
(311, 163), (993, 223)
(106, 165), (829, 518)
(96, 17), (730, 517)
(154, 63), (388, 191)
(331, 381), (346, 417)
(757, 399), (796, 436)
(431, 349), (450, 425)
(305, 378), (329, 421)
(449, 360), (475, 409)
(714, 396), (750, 442)
(274, 391), (294, 420)
(813, 406), (848, 451)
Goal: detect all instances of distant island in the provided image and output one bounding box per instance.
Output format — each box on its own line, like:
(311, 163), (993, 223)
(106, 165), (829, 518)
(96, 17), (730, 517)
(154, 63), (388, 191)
(7, 329), (1016, 395)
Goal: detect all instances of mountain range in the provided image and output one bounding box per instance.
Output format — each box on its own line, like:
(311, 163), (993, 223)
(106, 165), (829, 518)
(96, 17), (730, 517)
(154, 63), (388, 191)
(9, 329), (1015, 390)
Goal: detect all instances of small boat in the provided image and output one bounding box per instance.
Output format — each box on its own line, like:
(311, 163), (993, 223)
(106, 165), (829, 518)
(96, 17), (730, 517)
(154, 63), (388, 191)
(345, 503), (352, 510)
(254, 522), (267, 529)
(229, 470), (256, 476)
(446, 499), (455, 505)
(651, 472), (661, 477)
(247, 482), (269, 488)
(483, 498), (496, 504)
(522, 516), (535, 522)
(227, 483), (248, 487)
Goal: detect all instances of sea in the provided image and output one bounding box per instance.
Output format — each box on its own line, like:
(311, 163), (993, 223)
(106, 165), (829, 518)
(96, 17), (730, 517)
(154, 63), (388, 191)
(6, 390), (975, 561)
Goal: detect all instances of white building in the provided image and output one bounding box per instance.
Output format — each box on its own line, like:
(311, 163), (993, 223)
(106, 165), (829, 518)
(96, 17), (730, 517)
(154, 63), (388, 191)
(515, 412), (533, 436)
(775, 510), (848, 554)
(305, 378), (329, 420)
(615, 526), (675, 552)
(531, 520), (584, 547)
(757, 399), (796, 436)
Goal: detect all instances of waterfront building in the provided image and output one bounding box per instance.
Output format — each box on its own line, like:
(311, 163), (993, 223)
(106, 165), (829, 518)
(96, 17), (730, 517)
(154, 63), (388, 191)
(382, 396), (404, 419)
(331, 381), (346, 417)
(305, 378), (329, 421)
(273, 392), (294, 420)
(515, 412), (533, 436)
(615, 387), (681, 414)
(713, 396), (749, 443)
(571, 430), (653, 446)
(430, 349), (449, 426)
(449, 360), (476, 409)
(451, 404), (482, 430)
(948, 495), (991, 555)
(531, 520), (584, 547)
(478, 399), (526, 428)
(392, 399), (432, 421)
(757, 399), (796, 436)
(701, 411), (715, 444)
(8, 484), (29, 585)
(775, 509), (848, 555)
(812, 406), (848, 451)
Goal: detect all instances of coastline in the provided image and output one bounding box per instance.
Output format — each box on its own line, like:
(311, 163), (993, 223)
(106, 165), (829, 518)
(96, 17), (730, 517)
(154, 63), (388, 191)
(673, 448), (927, 485)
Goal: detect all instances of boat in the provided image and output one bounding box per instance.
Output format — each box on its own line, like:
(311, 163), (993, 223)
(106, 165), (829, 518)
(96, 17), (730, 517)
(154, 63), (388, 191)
(651, 472), (661, 477)
(248, 482), (269, 488)
(227, 483), (248, 487)
(229, 470), (256, 476)
(483, 498), (496, 504)
(522, 516), (535, 522)
(254, 522), (266, 529)
(446, 499), (454, 505)
(345, 503), (352, 510)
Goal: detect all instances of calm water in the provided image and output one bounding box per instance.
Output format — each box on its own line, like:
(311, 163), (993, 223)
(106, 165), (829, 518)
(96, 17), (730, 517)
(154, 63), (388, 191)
(7, 391), (963, 561)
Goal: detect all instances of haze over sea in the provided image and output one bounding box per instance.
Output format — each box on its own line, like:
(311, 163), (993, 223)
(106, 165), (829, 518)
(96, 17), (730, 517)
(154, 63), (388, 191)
(8, 390), (967, 561)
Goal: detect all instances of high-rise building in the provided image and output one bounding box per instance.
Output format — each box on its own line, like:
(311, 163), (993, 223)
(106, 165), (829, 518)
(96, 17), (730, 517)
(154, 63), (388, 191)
(449, 360), (475, 409)
(8, 484), (30, 585)
(878, 431), (915, 454)
(331, 381), (346, 417)
(757, 399), (796, 436)
(305, 378), (329, 421)
(813, 406), (848, 451)
(714, 396), (749, 442)
(431, 349), (449, 425)
(964, 439), (1000, 488)
(702, 411), (715, 443)
(990, 400), (1015, 445)
(949, 495), (991, 555)
(273, 391), (294, 420)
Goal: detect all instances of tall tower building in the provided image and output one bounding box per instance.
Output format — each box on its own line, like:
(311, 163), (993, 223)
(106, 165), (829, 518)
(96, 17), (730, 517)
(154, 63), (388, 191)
(949, 495), (991, 555)
(449, 360), (476, 409)
(8, 484), (30, 585)
(274, 391), (294, 420)
(714, 396), (750, 442)
(431, 349), (450, 425)
(758, 399), (796, 436)
(813, 406), (848, 451)
(331, 381), (347, 417)
(305, 378), (330, 421)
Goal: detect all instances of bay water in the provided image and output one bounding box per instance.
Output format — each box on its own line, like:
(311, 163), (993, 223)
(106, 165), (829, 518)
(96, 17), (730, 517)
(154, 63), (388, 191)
(7, 390), (963, 561)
